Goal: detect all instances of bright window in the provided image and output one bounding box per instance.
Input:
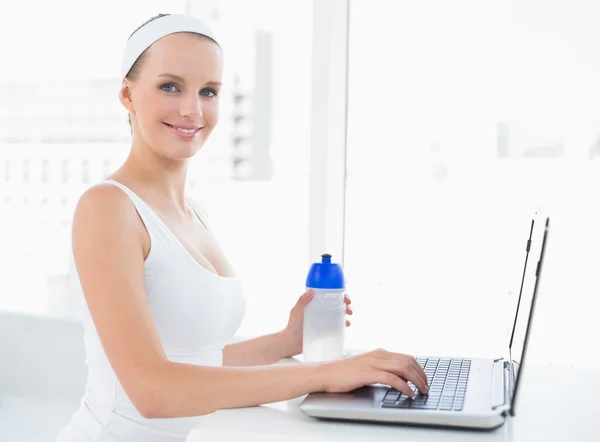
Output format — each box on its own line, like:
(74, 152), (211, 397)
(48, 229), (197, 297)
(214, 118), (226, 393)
(343, 0), (600, 367)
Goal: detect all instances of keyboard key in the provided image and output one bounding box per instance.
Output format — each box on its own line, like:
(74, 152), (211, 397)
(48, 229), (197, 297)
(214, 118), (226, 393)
(410, 401), (431, 409)
(411, 402), (434, 409)
(395, 399), (412, 408)
(381, 396), (410, 408)
(381, 358), (471, 410)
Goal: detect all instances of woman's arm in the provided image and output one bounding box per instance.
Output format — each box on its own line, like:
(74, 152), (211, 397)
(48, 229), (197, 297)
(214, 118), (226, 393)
(143, 359), (321, 418)
(71, 185), (321, 418)
(222, 330), (294, 366)
(73, 185), (428, 420)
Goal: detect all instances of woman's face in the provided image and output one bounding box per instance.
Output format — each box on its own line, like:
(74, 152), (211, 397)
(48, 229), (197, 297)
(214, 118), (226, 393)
(122, 32), (223, 161)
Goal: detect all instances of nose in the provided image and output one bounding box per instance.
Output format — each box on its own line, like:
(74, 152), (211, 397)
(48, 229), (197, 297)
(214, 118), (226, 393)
(179, 92), (203, 119)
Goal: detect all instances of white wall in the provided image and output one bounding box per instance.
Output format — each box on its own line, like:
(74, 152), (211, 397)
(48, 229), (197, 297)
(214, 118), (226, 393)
(0, 312), (86, 400)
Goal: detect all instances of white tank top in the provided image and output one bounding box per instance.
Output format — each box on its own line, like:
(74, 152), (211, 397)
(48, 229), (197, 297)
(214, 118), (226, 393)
(55, 179), (246, 442)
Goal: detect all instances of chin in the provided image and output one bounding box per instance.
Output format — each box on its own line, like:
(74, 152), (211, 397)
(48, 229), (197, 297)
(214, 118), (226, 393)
(171, 142), (206, 160)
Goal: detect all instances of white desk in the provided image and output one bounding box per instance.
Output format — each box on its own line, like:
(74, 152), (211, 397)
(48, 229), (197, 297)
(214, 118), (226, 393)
(187, 365), (598, 442)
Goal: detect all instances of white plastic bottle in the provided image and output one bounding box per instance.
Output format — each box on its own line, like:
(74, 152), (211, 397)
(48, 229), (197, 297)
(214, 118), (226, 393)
(303, 253), (346, 363)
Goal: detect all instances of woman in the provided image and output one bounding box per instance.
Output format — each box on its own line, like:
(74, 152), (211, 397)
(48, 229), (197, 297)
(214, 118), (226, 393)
(55, 13), (428, 442)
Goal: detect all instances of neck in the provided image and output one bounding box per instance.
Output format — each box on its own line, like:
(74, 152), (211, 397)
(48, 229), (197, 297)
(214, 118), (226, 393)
(120, 140), (190, 211)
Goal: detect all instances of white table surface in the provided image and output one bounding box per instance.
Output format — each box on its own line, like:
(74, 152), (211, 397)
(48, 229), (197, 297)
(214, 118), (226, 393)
(187, 364), (599, 442)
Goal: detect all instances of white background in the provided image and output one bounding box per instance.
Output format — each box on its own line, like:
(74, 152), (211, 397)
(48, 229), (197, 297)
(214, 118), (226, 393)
(1, 0), (599, 369)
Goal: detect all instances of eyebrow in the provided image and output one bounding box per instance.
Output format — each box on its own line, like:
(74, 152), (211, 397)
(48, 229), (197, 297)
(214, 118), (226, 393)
(157, 73), (222, 87)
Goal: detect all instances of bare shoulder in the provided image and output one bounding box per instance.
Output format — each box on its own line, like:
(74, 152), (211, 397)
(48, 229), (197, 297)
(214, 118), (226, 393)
(73, 183), (149, 256)
(74, 183), (140, 231)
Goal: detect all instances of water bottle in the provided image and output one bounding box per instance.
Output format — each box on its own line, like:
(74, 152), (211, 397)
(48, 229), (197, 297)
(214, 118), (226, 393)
(303, 253), (346, 363)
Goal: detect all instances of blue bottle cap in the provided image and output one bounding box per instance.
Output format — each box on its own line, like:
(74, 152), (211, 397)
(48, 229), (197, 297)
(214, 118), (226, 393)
(306, 253), (346, 289)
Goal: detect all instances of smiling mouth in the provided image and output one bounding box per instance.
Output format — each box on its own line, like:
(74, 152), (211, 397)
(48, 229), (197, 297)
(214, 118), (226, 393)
(164, 123), (202, 132)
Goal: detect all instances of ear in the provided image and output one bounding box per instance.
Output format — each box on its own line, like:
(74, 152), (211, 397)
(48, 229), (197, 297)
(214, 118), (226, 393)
(119, 78), (135, 114)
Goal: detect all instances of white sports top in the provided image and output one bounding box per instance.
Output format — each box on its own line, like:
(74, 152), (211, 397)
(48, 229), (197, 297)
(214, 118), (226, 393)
(55, 179), (246, 442)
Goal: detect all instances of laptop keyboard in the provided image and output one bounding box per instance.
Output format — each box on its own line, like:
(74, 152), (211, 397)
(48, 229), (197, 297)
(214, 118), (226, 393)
(381, 357), (471, 411)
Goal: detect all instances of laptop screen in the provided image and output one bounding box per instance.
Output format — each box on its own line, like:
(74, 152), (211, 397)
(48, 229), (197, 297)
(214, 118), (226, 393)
(507, 213), (549, 416)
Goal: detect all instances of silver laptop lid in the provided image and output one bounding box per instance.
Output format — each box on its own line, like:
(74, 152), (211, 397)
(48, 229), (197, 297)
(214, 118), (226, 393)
(506, 212), (550, 416)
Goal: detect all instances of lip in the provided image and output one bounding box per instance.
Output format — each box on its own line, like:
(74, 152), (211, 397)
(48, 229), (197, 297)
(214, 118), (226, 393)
(164, 122), (203, 139)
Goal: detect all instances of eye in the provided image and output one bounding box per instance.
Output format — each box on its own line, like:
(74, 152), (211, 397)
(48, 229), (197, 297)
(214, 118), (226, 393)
(160, 83), (179, 93)
(200, 88), (217, 97)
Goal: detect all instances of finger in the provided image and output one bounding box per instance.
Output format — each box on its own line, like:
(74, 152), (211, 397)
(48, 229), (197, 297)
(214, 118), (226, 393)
(345, 319), (351, 327)
(373, 372), (414, 398)
(346, 306), (353, 315)
(407, 361), (428, 394)
(295, 289), (314, 307)
(378, 349), (429, 392)
(407, 357), (428, 389)
(399, 356), (427, 393)
(376, 359), (428, 395)
(344, 294), (352, 305)
(383, 352), (427, 390)
(410, 366), (429, 394)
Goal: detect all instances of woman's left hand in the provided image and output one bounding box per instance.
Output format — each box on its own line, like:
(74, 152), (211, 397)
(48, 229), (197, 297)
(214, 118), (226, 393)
(280, 289), (353, 358)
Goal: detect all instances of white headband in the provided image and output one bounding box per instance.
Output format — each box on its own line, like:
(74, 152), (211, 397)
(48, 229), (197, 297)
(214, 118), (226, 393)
(121, 14), (220, 78)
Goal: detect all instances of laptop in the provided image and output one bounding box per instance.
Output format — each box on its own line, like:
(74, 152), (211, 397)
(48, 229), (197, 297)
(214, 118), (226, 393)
(299, 211), (550, 430)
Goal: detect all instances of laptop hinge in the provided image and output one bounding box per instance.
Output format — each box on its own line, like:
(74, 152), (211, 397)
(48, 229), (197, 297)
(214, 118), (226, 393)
(491, 358), (512, 415)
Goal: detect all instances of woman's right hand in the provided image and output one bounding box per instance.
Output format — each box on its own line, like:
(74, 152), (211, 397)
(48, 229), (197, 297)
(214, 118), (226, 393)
(316, 349), (429, 398)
